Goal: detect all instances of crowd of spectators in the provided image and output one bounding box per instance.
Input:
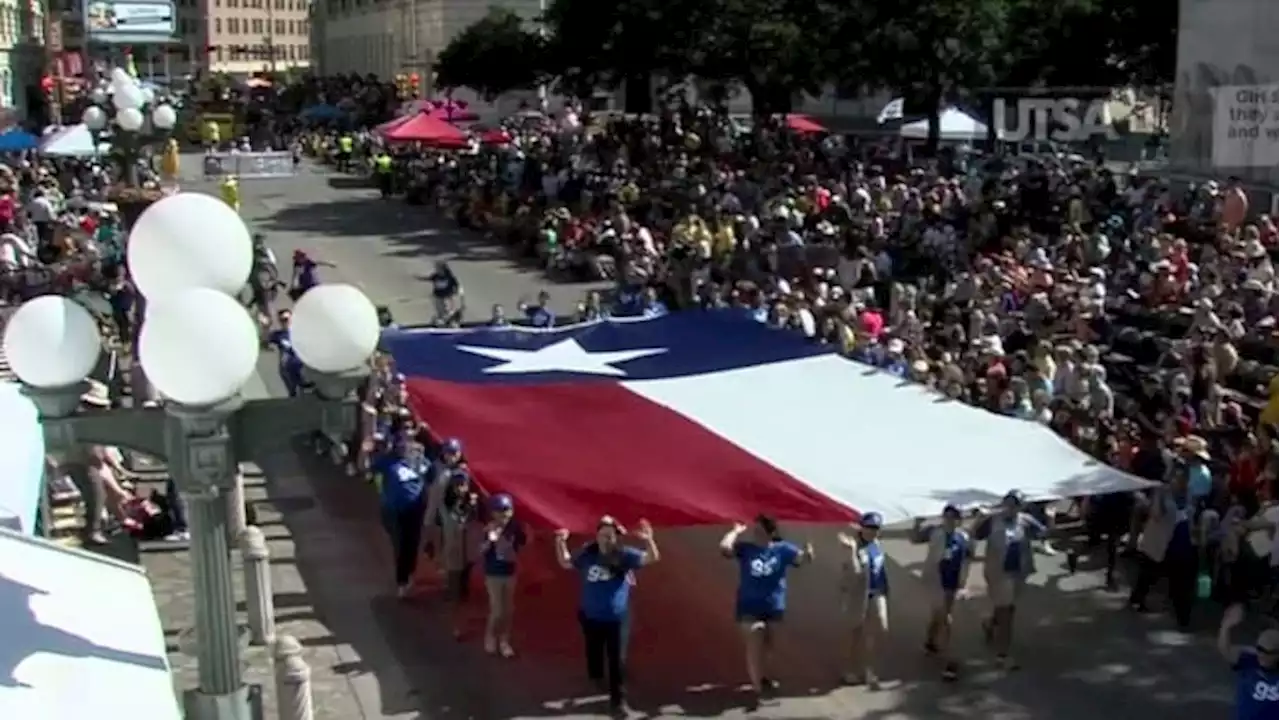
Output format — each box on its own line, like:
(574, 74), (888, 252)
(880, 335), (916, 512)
(305, 94), (1278, 623)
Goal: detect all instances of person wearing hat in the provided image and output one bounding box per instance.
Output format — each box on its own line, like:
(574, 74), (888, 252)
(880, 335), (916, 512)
(720, 514), (813, 705)
(371, 439), (432, 598)
(438, 469), (482, 638)
(480, 493), (525, 657)
(913, 504), (973, 681)
(1181, 435), (1214, 504)
(836, 511), (889, 688)
(974, 491), (1046, 669)
(1218, 602), (1278, 718)
(553, 515), (659, 716)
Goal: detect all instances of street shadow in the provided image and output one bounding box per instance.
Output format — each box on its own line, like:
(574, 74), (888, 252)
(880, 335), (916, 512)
(260, 197), (521, 268)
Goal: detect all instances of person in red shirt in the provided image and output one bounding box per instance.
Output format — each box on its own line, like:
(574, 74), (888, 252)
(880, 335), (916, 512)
(0, 191), (14, 231)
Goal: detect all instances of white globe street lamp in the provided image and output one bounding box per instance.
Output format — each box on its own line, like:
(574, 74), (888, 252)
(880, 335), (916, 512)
(115, 106), (144, 132)
(290, 284), (382, 373)
(152, 104), (178, 131)
(139, 289), (260, 406)
(1, 296), (102, 389)
(127, 192), (253, 300)
(82, 104), (108, 131)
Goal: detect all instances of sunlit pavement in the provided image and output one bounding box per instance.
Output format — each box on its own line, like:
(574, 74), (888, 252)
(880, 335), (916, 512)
(142, 160), (1238, 718)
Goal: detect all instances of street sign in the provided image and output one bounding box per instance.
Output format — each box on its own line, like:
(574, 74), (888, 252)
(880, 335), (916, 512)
(202, 151), (295, 180)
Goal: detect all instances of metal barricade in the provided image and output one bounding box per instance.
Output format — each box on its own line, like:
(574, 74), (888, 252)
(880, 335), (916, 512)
(203, 152), (296, 180)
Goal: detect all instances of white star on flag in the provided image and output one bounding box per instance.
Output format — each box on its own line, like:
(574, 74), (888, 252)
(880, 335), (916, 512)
(455, 338), (668, 377)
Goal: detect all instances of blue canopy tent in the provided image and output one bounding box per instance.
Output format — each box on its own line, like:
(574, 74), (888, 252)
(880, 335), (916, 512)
(300, 104), (345, 121)
(0, 128), (39, 152)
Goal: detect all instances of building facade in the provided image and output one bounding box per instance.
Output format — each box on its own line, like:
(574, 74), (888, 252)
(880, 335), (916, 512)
(56, 0), (311, 81)
(0, 0), (44, 122)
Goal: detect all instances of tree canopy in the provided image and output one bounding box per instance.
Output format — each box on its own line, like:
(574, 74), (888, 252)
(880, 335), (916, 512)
(436, 0), (1178, 133)
(433, 7), (547, 101)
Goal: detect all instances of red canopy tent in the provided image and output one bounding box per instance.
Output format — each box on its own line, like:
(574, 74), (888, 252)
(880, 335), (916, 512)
(428, 107), (481, 123)
(384, 113), (470, 147)
(373, 115), (411, 136)
(476, 127), (513, 146)
(784, 113), (827, 134)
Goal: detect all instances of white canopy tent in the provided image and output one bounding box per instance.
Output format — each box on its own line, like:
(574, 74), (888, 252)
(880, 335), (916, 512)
(899, 107), (1003, 142)
(0, 382), (45, 535)
(40, 124), (111, 157)
(0, 528), (180, 720)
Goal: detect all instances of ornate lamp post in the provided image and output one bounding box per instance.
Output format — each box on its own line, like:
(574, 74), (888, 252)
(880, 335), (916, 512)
(2, 193), (381, 720)
(82, 68), (180, 223)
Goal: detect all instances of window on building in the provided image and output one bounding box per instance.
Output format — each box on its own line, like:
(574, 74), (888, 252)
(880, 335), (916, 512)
(216, 47), (224, 61)
(252, 18), (262, 33)
(214, 18), (222, 32)
(275, 0), (283, 9)
(274, 19), (283, 34)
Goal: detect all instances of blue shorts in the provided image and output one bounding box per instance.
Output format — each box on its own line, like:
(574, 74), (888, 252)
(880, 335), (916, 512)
(736, 609), (784, 624)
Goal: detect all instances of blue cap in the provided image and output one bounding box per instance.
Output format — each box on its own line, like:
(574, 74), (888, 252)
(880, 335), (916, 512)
(442, 438), (463, 454)
(1003, 490), (1025, 505)
(450, 468), (471, 483)
(860, 511), (884, 529)
(489, 493), (514, 511)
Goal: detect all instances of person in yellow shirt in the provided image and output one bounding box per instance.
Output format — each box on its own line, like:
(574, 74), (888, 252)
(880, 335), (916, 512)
(220, 174), (240, 212)
(203, 119), (221, 150)
(336, 134), (354, 172)
(160, 138), (180, 182)
(1262, 376), (1278, 431)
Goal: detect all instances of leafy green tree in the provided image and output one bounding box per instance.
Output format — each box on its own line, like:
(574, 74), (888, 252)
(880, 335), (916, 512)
(541, 0), (700, 112)
(861, 0), (1015, 152)
(687, 0), (846, 116)
(434, 7), (548, 100)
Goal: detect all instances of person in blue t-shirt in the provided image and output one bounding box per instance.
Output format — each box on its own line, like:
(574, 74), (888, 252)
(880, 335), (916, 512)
(1218, 603), (1278, 720)
(370, 441), (431, 598)
(640, 287), (668, 318)
(480, 493), (526, 657)
(975, 491), (1045, 669)
(613, 284), (645, 317)
(719, 515), (813, 704)
(428, 261), (463, 325)
(912, 504), (973, 681)
(837, 511), (891, 687)
(266, 309), (304, 397)
(520, 290), (555, 328)
(554, 516), (659, 715)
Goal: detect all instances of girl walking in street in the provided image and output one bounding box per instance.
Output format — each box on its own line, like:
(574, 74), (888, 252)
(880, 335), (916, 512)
(439, 469), (481, 638)
(554, 516), (659, 718)
(481, 494), (525, 657)
(913, 505), (974, 681)
(720, 515), (814, 706)
(839, 511), (890, 688)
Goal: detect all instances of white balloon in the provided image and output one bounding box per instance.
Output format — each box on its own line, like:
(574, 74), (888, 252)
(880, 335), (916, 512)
(110, 67), (132, 87)
(89, 87), (108, 105)
(139, 289), (259, 406)
(116, 107), (144, 131)
(126, 192), (253, 300)
(2, 296), (102, 388)
(290, 284), (381, 373)
(141, 87), (155, 105)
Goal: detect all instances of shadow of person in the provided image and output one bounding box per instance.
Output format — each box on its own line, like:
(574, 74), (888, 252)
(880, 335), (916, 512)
(0, 571), (169, 689)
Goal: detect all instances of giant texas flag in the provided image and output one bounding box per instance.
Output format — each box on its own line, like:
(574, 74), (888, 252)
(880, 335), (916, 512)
(383, 311), (1152, 531)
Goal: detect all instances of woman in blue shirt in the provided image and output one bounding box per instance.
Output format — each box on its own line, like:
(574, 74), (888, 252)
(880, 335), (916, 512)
(975, 491), (1045, 669)
(554, 516), (659, 716)
(912, 505), (973, 681)
(480, 493), (526, 657)
(720, 515), (813, 705)
(838, 511), (890, 688)
(370, 441), (431, 598)
(1218, 603), (1278, 720)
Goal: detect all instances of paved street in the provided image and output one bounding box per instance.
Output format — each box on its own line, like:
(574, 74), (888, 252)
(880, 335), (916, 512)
(140, 162), (1241, 720)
